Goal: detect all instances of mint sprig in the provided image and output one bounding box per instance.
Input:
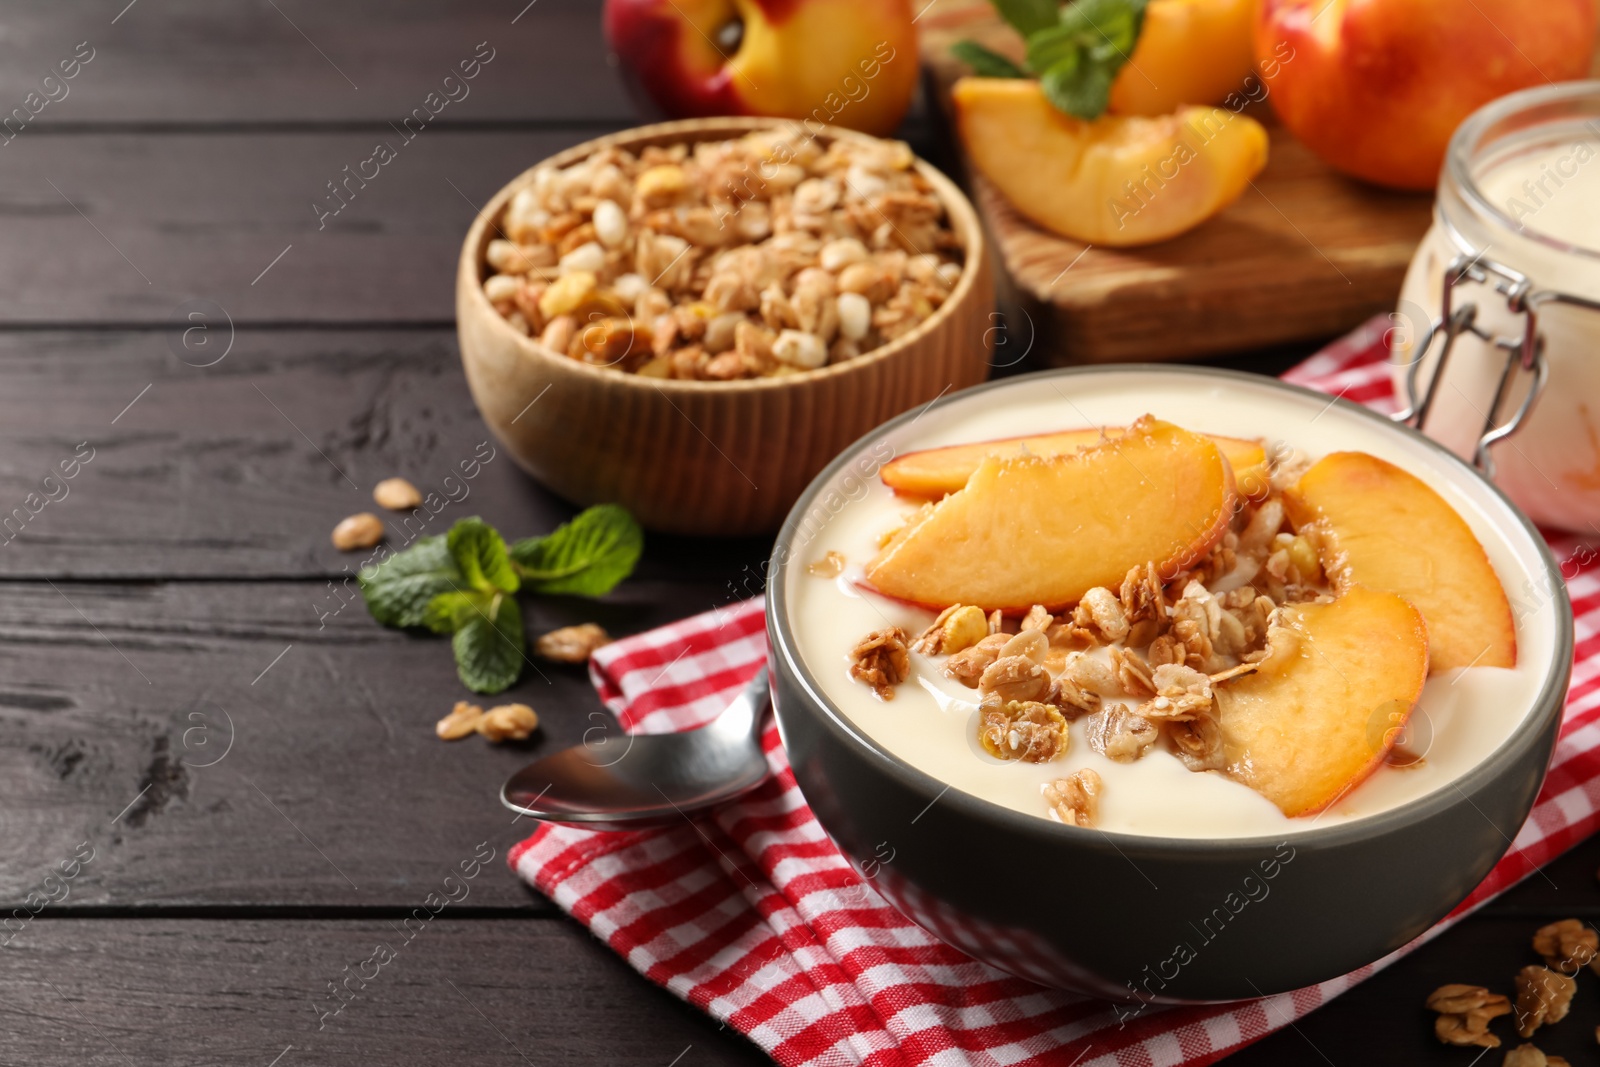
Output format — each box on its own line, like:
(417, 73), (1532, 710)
(358, 506), (642, 694)
(511, 504), (643, 597)
(952, 0), (1148, 120)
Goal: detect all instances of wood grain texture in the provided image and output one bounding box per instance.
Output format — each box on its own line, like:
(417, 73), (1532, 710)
(457, 117), (995, 535)
(0, 329), (741, 579)
(916, 0), (1435, 363)
(0, 917), (768, 1065)
(0, 130), (617, 325)
(0, 579), (764, 910)
(0, 0), (635, 124)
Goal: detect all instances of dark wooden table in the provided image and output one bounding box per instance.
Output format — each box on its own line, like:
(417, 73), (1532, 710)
(1, 3), (1593, 1064)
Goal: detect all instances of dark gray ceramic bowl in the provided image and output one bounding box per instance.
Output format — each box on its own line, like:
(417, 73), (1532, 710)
(765, 366), (1573, 1002)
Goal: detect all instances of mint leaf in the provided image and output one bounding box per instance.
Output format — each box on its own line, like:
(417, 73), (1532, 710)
(990, 0), (1060, 37)
(1041, 53), (1116, 120)
(422, 589), (481, 635)
(510, 504), (643, 598)
(359, 535), (464, 629)
(1060, 0), (1145, 54)
(448, 517), (519, 595)
(452, 590), (525, 694)
(1024, 0), (1146, 120)
(951, 40), (1027, 78)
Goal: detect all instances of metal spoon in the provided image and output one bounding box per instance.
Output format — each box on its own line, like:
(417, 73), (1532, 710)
(500, 667), (771, 830)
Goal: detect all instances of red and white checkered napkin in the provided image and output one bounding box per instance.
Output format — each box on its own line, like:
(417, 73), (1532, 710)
(511, 317), (1600, 1067)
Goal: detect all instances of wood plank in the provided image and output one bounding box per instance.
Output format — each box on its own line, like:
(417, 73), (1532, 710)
(916, 0), (1435, 363)
(0, 578), (758, 910)
(0, 130), (627, 325)
(0, 328), (763, 581)
(0, 917), (767, 1065)
(0, 0), (635, 124)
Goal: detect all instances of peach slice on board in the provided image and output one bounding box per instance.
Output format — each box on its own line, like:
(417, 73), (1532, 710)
(1216, 586), (1429, 817)
(1284, 451), (1515, 672)
(950, 78), (1268, 247)
(1109, 0), (1256, 117)
(863, 416), (1235, 612)
(881, 427), (1269, 501)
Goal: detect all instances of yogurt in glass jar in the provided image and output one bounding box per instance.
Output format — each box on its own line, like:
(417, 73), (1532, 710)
(1394, 81), (1600, 531)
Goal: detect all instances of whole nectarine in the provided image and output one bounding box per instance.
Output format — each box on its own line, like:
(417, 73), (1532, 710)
(1255, 0), (1597, 190)
(604, 0), (919, 135)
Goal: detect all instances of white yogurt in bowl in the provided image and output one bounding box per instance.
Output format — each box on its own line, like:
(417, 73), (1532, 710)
(782, 370), (1562, 839)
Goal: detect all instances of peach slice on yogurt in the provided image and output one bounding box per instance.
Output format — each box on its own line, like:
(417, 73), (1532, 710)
(1216, 585), (1429, 817)
(880, 427), (1270, 502)
(1284, 451), (1516, 672)
(862, 416), (1235, 612)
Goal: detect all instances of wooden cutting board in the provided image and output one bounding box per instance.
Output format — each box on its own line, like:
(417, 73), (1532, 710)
(917, 0), (1437, 363)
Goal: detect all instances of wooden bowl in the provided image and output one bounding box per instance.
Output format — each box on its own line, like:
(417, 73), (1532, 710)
(455, 117), (994, 536)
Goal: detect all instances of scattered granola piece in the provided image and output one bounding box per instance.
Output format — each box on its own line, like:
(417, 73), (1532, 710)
(478, 703), (541, 742)
(938, 605), (990, 654)
(1239, 498), (1285, 553)
(331, 512), (385, 551)
(1043, 769), (1102, 826)
(1110, 645), (1157, 698)
(1119, 562), (1166, 626)
(1533, 919), (1599, 974)
(1061, 650), (1116, 693)
(911, 604), (960, 654)
(1085, 705), (1159, 762)
(807, 550), (846, 578)
(1020, 604), (1054, 632)
(1427, 984), (1512, 1048)
(1074, 586), (1130, 643)
(1208, 661), (1260, 684)
(1168, 714), (1225, 772)
(436, 701), (486, 740)
(1046, 673), (1102, 718)
(850, 627), (910, 700)
(997, 628), (1049, 665)
(979, 700), (1069, 762)
(1503, 1044), (1569, 1067)
(978, 654), (1051, 704)
(535, 623), (613, 663)
(1139, 663), (1215, 722)
(944, 633), (1008, 687)
(372, 477), (423, 511)
(1514, 965), (1575, 1038)
(1170, 580), (1224, 671)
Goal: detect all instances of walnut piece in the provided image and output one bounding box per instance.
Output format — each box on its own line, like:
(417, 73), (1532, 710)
(850, 626), (910, 700)
(1533, 919), (1598, 974)
(1043, 769), (1102, 827)
(478, 703), (541, 742)
(1426, 984), (1512, 1049)
(1514, 965), (1575, 1038)
(978, 700), (1068, 762)
(436, 701), (486, 741)
(535, 623), (613, 663)
(1085, 705), (1159, 763)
